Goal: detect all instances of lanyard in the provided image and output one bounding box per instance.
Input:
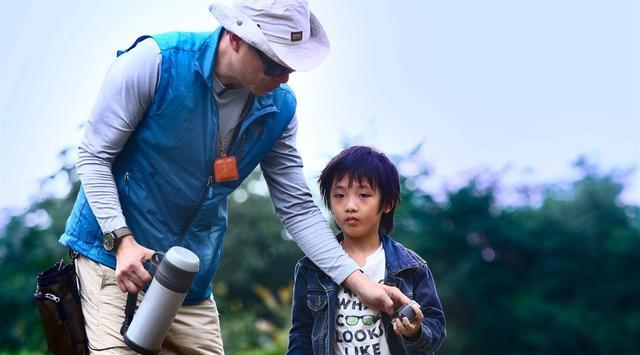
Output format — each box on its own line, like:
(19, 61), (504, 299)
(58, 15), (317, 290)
(216, 93), (255, 158)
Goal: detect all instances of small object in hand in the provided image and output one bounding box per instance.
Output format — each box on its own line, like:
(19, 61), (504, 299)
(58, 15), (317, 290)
(395, 301), (418, 322)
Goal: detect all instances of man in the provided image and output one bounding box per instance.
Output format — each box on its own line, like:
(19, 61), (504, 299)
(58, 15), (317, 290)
(60, 0), (408, 353)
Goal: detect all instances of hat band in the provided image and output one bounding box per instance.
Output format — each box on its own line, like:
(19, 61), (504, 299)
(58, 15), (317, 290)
(259, 25), (310, 45)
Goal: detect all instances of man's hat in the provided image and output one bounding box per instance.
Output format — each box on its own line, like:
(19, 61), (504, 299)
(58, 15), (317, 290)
(209, 0), (330, 71)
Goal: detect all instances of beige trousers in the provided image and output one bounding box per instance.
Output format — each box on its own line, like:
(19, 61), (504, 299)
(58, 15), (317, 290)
(75, 256), (225, 354)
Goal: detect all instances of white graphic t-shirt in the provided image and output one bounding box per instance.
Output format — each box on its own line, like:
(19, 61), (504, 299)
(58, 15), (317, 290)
(335, 244), (390, 355)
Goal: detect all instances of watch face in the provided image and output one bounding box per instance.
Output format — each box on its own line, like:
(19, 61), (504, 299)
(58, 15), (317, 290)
(103, 233), (115, 251)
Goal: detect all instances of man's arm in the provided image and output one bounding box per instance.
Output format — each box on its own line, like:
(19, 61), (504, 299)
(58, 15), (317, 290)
(260, 117), (408, 313)
(77, 38), (160, 292)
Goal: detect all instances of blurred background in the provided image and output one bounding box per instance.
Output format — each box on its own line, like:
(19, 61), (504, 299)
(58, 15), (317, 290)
(1, 0), (638, 354)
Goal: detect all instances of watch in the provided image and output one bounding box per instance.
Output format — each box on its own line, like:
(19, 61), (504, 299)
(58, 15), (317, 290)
(103, 227), (132, 252)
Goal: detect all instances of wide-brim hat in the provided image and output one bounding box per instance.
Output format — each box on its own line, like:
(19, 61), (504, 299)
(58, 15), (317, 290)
(209, 0), (330, 71)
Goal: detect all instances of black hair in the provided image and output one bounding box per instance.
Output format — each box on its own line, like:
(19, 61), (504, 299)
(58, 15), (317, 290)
(318, 146), (401, 234)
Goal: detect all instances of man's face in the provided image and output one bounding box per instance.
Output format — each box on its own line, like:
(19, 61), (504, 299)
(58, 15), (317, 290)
(234, 41), (292, 96)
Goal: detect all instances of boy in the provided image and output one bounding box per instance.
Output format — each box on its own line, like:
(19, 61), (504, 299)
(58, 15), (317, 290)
(287, 146), (446, 354)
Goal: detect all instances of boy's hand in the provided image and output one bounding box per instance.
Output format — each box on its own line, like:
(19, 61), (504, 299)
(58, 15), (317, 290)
(393, 302), (424, 339)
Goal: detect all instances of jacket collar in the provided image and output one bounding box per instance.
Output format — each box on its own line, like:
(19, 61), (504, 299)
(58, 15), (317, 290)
(380, 233), (424, 275)
(195, 27), (223, 90)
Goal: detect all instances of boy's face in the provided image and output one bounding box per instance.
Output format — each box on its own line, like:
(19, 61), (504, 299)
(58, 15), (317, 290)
(330, 175), (388, 241)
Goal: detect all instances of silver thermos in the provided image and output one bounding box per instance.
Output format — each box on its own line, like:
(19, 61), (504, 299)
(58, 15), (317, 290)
(121, 246), (200, 354)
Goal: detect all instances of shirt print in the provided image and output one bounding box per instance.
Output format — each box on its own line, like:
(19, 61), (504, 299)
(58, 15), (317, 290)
(335, 245), (390, 355)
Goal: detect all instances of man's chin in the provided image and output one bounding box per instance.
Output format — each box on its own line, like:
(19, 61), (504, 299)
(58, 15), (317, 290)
(251, 86), (278, 96)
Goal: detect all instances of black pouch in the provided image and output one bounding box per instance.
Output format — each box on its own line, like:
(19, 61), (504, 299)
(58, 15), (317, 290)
(34, 257), (88, 355)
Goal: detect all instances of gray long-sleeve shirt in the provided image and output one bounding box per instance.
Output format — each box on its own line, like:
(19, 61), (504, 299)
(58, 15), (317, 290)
(77, 38), (358, 284)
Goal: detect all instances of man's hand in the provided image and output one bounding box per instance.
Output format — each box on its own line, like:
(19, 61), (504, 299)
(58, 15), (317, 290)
(381, 283), (412, 308)
(343, 271), (411, 315)
(114, 235), (155, 293)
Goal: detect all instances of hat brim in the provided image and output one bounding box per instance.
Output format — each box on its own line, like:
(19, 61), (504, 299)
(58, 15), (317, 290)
(209, 3), (330, 72)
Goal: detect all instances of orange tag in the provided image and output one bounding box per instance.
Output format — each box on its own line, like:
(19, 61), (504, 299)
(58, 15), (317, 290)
(214, 156), (240, 183)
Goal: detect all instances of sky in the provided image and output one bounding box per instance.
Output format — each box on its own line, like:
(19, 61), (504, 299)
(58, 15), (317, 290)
(1, 0), (638, 216)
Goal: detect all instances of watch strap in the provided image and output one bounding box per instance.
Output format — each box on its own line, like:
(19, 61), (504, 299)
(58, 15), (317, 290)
(113, 226), (132, 239)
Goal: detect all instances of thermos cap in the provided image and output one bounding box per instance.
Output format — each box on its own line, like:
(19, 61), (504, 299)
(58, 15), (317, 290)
(165, 246), (199, 273)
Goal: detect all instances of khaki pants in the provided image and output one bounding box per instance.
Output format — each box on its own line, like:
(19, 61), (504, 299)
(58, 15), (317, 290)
(75, 256), (225, 354)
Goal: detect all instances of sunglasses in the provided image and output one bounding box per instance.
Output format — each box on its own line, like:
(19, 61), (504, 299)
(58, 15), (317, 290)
(345, 315), (379, 326)
(251, 45), (294, 77)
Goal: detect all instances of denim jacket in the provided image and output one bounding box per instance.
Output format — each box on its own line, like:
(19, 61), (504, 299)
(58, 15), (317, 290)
(287, 233), (446, 354)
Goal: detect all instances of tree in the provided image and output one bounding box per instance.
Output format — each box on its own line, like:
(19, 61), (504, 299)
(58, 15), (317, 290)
(392, 156), (640, 354)
(213, 170), (303, 352)
(2, 151), (638, 354)
(0, 155), (77, 351)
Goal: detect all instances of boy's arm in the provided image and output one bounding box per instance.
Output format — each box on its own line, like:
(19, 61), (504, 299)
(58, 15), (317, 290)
(286, 262), (314, 354)
(401, 263), (446, 354)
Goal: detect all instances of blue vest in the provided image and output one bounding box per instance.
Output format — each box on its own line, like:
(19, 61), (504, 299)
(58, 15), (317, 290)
(60, 28), (296, 303)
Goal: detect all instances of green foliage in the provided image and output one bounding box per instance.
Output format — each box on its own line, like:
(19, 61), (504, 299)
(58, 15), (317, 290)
(215, 171), (303, 303)
(392, 158), (640, 355)
(1, 153), (638, 354)
(0, 164), (78, 352)
(214, 170), (302, 352)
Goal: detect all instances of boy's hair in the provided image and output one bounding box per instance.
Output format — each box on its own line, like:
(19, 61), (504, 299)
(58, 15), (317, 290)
(318, 146), (400, 234)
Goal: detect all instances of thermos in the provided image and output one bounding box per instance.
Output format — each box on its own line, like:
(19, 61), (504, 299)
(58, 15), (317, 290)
(121, 246), (200, 354)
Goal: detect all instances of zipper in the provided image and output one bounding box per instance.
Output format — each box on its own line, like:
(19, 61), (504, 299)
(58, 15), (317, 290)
(176, 96), (221, 240)
(124, 171), (130, 196)
(34, 292), (60, 303)
(207, 176), (214, 198)
(228, 108), (277, 155)
(232, 132), (249, 159)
